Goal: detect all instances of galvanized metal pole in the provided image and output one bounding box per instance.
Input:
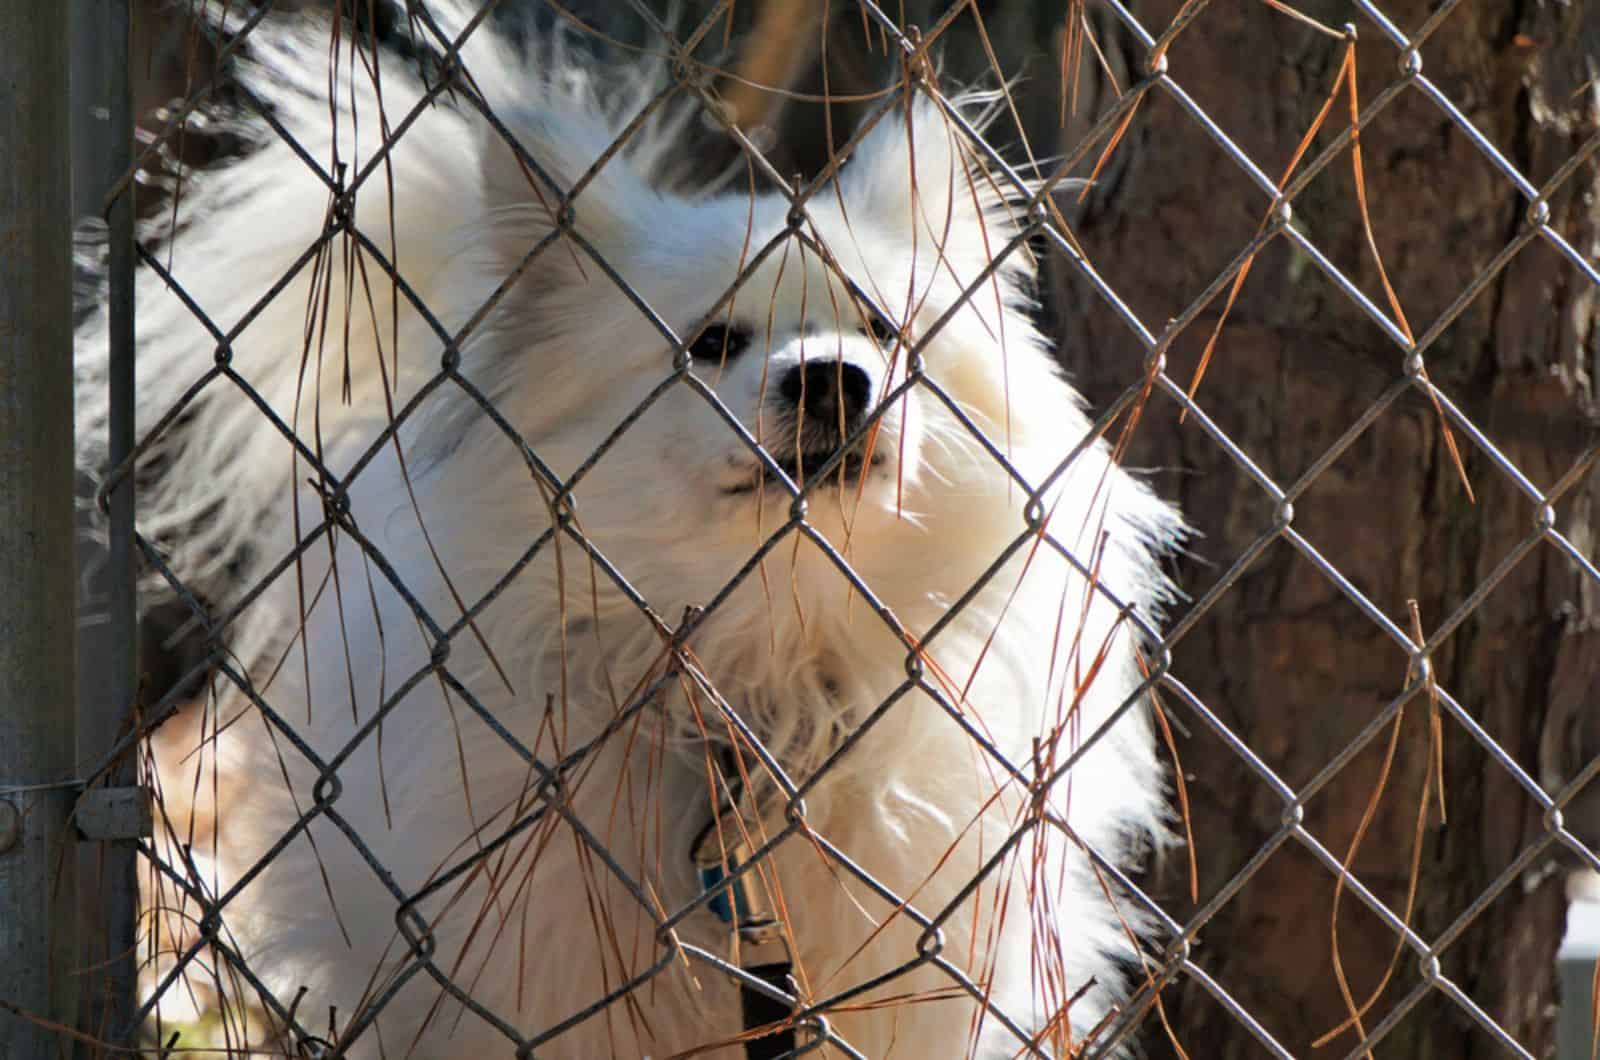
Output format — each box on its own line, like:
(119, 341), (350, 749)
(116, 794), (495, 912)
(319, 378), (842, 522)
(70, 0), (116, 224)
(73, 0), (140, 1052)
(0, 3), (81, 1058)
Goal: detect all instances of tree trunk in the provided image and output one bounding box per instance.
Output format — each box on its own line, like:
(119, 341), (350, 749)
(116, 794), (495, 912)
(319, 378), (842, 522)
(1052, 0), (1600, 1055)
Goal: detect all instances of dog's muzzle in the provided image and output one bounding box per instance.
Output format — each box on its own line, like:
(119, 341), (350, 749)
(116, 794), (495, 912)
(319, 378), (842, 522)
(720, 359), (890, 495)
(768, 359), (884, 484)
(778, 359), (871, 430)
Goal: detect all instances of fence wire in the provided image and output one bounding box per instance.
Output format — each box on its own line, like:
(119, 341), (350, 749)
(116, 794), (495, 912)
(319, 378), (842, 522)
(57, 0), (1600, 1057)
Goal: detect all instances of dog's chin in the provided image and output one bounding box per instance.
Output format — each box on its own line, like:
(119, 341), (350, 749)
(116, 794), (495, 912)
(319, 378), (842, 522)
(718, 449), (892, 498)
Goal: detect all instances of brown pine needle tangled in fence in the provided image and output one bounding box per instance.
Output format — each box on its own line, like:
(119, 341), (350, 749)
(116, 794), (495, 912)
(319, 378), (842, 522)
(1316, 600), (1449, 1055)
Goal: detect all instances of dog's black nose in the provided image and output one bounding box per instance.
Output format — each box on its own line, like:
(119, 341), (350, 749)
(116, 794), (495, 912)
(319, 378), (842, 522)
(778, 361), (872, 429)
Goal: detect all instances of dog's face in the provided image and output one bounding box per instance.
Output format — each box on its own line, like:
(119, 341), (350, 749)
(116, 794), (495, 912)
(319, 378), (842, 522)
(628, 205), (936, 515)
(472, 100), (1049, 601)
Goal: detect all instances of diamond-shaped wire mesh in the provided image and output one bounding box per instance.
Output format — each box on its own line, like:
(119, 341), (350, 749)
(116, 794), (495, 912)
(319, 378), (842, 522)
(61, 0), (1600, 1058)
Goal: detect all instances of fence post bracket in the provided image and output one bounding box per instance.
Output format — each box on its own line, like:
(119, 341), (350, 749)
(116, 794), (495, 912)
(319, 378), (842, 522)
(75, 786), (153, 842)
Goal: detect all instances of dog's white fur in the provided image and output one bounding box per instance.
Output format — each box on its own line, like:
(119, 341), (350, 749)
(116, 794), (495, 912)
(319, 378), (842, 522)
(77, 5), (1183, 1057)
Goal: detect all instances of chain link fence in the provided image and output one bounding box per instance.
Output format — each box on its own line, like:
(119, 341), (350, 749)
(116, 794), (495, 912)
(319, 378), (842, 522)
(22, 0), (1600, 1057)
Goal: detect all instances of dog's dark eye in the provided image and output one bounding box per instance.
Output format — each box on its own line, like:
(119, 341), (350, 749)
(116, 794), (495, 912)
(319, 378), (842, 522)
(861, 314), (899, 346)
(688, 322), (749, 362)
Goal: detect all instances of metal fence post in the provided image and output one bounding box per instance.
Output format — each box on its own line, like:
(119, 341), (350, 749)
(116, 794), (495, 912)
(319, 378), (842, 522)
(0, 3), (81, 1058)
(72, 0), (140, 1053)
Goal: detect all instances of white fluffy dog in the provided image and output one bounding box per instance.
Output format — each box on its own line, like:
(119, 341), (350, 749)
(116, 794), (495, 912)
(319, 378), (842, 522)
(77, 4), (1183, 1057)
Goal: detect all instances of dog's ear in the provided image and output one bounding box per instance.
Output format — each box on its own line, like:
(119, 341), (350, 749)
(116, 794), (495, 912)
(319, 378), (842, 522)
(839, 99), (1027, 278)
(479, 103), (659, 273)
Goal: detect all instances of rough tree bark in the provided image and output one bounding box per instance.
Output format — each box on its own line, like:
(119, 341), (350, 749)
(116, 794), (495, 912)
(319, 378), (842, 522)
(1049, 0), (1600, 1055)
